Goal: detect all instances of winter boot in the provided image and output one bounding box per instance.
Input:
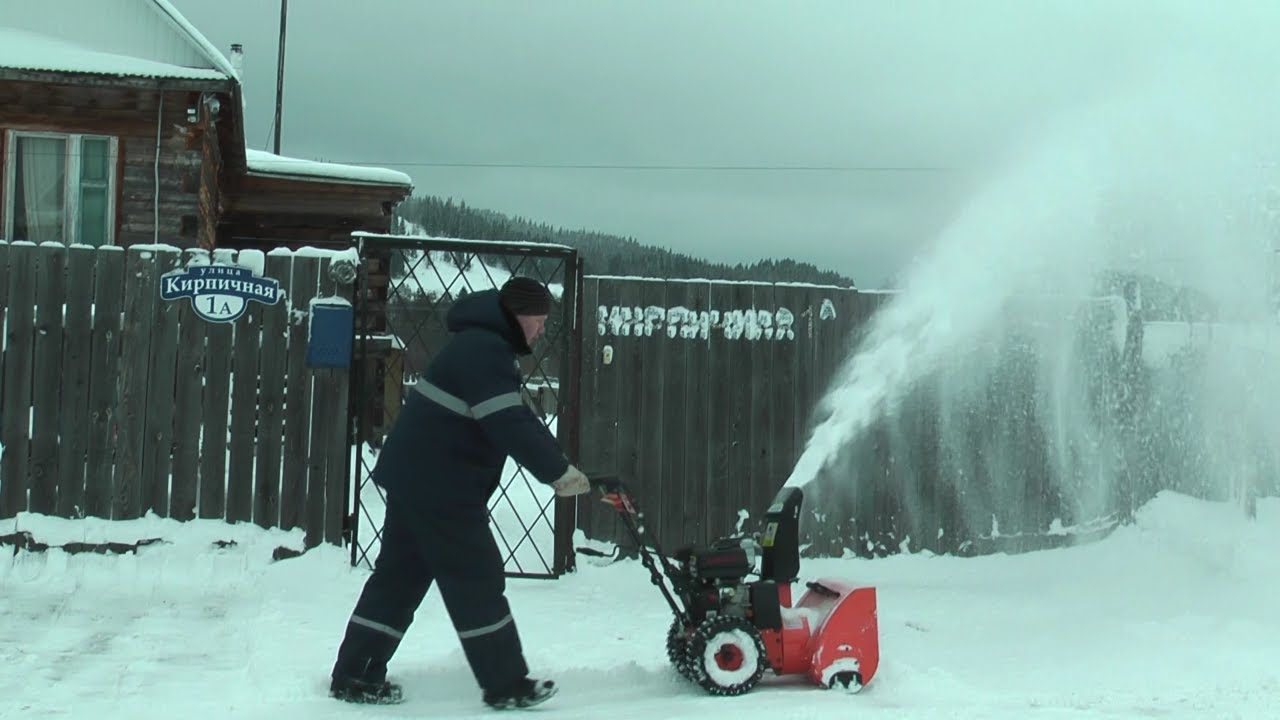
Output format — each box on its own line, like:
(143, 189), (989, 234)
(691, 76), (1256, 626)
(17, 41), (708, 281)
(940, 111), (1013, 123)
(329, 675), (405, 705)
(482, 677), (557, 710)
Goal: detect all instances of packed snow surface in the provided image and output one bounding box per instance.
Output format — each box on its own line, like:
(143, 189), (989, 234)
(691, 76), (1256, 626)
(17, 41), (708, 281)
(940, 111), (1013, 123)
(2, 491), (1277, 719)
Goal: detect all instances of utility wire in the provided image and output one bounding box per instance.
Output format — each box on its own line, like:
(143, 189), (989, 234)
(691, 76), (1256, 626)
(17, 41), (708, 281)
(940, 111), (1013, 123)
(8, 148), (954, 173)
(301, 160), (954, 172)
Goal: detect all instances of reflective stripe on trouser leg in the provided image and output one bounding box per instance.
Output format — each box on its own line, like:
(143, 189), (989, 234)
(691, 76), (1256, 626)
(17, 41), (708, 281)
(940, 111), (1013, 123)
(332, 500), (432, 683)
(435, 545), (529, 692)
(454, 607), (528, 693)
(351, 614), (406, 639)
(457, 613), (513, 640)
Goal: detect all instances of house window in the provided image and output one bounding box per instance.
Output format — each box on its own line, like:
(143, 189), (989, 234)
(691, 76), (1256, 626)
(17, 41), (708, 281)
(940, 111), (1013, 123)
(2, 131), (117, 246)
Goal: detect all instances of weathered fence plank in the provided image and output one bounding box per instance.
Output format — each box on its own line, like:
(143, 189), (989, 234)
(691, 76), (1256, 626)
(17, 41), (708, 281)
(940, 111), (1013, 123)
(305, 256), (334, 547)
(169, 249), (208, 521)
(280, 256), (319, 533)
(704, 281), (736, 544)
(114, 247), (156, 519)
(226, 257), (263, 524)
(768, 285), (801, 502)
(746, 283), (775, 524)
(576, 277), (603, 541)
(636, 283), (665, 543)
(197, 249), (233, 520)
(657, 282), (685, 547)
(315, 256), (352, 546)
(318, 255), (356, 545)
(253, 250), (291, 529)
(144, 246), (182, 516)
(0, 243), (8, 441)
(725, 282), (756, 535)
(612, 281), (645, 534)
(84, 249), (124, 518)
(577, 276), (626, 545)
(675, 280), (708, 546)
(30, 243), (66, 514)
(1, 243), (37, 518)
(56, 245), (96, 518)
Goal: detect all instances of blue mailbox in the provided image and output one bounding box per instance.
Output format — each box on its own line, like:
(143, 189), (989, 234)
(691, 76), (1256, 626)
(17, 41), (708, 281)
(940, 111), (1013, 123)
(307, 301), (354, 368)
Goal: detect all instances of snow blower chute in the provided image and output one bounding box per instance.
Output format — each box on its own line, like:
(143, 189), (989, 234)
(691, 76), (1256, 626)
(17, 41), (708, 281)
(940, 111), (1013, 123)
(583, 477), (879, 696)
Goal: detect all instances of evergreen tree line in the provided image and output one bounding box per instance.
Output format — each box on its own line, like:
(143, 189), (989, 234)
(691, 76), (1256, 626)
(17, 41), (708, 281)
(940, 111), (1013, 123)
(391, 194), (858, 287)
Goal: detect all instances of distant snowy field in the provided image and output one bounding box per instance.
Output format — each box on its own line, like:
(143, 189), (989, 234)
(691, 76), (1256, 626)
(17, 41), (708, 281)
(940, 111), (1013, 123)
(2, 491), (1277, 719)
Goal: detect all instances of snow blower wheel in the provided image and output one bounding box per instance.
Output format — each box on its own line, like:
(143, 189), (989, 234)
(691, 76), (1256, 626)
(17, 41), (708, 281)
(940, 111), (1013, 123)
(685, 615), (768, 696)
(667, 619), (696, 681)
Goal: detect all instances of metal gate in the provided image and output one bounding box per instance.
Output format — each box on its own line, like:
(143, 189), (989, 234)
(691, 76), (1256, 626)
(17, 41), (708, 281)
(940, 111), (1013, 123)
(348, 231), (584, 579)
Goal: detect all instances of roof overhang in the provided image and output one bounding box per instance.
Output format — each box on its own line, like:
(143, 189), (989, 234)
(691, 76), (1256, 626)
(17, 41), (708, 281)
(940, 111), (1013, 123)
(0, 66), (233, 93)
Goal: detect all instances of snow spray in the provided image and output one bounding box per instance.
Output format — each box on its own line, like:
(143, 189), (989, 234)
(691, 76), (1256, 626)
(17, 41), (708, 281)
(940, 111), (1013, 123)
(786, 56), (1280, 531)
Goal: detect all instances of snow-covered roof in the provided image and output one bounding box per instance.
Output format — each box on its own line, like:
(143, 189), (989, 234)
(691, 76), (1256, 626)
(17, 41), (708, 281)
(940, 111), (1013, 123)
(245, 149), (413, 188)
(0, 27), (227, 82)
(2, 0), (413, 191)
(149, 0), (240, 80)
(0, 0), (236, 82)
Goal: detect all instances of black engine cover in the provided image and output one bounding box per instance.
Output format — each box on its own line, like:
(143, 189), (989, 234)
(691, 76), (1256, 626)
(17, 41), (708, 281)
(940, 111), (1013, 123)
(694, 546), (752, 580)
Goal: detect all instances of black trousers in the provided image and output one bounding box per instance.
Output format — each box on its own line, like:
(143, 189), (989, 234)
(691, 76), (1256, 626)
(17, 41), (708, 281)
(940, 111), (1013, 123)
(331, 495), (529, 693)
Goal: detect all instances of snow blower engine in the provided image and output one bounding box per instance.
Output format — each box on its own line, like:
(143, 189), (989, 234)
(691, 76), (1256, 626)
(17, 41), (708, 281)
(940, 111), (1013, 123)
(585, 477), (879, 697)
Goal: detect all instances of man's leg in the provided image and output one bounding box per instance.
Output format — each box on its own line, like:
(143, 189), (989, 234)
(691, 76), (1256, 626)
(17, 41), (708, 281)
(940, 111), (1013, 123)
(331, 500), (432, 703)
(419, 513), (555, 707)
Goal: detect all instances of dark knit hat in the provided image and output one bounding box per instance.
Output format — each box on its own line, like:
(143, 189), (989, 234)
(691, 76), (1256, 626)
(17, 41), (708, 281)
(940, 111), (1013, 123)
(500, 276), (552, 316)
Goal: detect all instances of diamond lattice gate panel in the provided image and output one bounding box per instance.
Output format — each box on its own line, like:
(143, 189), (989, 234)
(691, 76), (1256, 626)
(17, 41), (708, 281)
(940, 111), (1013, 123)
(349, 232), (584, 578)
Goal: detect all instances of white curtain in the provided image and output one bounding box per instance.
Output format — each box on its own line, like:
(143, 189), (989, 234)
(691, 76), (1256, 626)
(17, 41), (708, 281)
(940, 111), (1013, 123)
(17, 136), (65, 243)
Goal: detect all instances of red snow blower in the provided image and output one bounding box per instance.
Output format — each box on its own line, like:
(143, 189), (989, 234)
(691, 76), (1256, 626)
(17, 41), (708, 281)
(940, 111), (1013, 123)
(583, 477), (879, 697)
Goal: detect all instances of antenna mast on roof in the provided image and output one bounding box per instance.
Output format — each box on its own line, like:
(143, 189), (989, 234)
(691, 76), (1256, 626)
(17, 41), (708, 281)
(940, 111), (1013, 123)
(273, 0), (288, 155)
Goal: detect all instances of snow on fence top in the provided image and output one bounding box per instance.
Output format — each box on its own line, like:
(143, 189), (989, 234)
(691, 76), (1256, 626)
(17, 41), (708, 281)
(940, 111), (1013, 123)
(392, 248), (566, 301)
(0, 26), (227, 81)
(355, 229), (576, 253)
(585, 273), (860, 291)
(245, 150), (412, 188)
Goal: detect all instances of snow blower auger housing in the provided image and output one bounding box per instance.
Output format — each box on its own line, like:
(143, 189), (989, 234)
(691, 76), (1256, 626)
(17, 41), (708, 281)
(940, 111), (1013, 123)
(585, 477), (879, 697)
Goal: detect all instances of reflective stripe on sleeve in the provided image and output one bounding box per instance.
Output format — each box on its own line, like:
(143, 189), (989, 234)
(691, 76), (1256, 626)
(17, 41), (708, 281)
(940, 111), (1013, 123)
(413, 380), (524, 420)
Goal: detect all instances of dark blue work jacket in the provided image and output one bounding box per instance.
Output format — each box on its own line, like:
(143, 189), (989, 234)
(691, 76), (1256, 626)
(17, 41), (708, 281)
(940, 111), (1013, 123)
(371, 289), (569, 518)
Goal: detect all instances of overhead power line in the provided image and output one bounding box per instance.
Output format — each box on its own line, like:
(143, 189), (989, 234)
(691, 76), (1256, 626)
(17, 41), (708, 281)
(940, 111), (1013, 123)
(309, 160), (955, 172)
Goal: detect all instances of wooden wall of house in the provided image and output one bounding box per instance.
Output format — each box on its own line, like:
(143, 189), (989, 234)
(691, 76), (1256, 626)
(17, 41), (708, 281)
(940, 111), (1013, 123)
(219, 175), (401, 248)
(218, 176), (409, 338)
(0, 79), (212, 248)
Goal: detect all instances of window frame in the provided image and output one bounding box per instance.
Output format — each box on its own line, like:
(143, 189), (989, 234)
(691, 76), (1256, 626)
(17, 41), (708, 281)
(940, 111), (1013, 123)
(1, 129), (119, 246)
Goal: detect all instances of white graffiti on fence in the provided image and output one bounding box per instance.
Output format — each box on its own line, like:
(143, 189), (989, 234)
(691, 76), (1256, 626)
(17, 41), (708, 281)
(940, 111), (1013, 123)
(596, 305), (802, 341)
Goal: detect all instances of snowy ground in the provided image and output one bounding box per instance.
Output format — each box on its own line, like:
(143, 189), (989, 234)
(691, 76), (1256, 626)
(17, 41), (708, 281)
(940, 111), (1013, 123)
(2, 491), (1277, 719)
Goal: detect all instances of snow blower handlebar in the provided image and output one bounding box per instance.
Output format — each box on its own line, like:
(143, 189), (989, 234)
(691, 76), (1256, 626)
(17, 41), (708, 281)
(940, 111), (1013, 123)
(587, 475), (690, 625)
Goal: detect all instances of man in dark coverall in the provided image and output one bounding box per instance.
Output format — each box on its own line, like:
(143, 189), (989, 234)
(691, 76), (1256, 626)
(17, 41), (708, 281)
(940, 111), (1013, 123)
(329, 276), (590, 710)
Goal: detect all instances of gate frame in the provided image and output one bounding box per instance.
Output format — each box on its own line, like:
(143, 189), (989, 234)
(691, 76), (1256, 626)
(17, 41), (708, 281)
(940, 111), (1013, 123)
(346, 231), (585, 579)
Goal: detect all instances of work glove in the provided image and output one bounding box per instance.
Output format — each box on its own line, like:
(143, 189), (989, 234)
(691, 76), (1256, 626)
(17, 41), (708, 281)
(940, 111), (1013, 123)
(552, 464), (591, 497)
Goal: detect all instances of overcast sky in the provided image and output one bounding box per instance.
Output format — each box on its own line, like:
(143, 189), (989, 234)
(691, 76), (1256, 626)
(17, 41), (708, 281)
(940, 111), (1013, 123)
(170, 0), (1280, 287)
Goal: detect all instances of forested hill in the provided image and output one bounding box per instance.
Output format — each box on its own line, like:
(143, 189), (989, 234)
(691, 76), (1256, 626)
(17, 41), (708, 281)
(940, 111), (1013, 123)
(391, 194), (858, 287)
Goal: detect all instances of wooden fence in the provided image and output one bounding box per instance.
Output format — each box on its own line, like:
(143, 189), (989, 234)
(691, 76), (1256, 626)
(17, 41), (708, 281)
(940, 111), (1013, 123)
(576, 275), (888, 552)
(0, 240), (353, 547)
(574, 276), (1144, 559)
